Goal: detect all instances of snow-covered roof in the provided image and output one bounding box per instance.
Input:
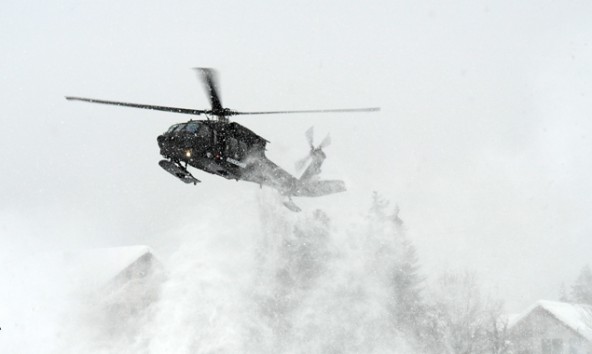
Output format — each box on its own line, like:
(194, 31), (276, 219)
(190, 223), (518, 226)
(509, 300), (592, 342)
(60, 245), (155, 288)
(20, 245), (158, 295)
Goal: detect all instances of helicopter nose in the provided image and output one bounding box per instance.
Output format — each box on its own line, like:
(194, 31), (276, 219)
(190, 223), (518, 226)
(157, 134), (170, 150)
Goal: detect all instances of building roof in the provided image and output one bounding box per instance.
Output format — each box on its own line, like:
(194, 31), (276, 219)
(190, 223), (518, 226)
(16, 245), (158, 296)
(60, 245), (156, 288)
(509, 300), (592, 342)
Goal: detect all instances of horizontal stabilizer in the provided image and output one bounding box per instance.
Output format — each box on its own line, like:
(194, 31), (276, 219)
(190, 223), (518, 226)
(293, 180), (346, 197)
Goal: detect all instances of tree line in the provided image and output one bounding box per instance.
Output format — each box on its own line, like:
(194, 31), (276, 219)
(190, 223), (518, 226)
(254, 191), (512, 353)
(364, 192), (510, 353)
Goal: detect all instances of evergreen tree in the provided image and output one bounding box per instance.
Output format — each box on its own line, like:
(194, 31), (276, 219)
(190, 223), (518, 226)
(253, 203), (334, 352)
(571, 265), (592, 305)
(369, 191), (390, 221)
(367, 192), (425, 333)
(393, 235), (424, 331)
(288, 209), (332, 289)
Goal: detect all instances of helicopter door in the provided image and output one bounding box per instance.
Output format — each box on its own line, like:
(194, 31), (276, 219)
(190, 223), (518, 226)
(225, 137), (240, 159)
(239, 141), (248, 158)
(197, 125), (210, 139)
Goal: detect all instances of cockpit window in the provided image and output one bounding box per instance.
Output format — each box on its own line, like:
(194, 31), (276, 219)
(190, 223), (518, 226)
(197, 125), (211, 138)
(167, 124), (179, 133)
(174, 124), (186, 132)
(186, 122), (200, 133)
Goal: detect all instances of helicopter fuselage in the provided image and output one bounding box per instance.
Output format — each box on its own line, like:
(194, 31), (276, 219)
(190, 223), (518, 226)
(157, 120), (268, 182)
(65, 67), (374, 211)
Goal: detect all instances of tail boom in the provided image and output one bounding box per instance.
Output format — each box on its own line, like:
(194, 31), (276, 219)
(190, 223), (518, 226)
(292, 179), (346, 197)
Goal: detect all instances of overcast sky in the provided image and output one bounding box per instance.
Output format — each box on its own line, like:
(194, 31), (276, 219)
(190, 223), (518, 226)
(2, 0), (592, 312)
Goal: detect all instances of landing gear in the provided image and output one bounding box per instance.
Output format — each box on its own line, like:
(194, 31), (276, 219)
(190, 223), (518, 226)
(158, 160), (200, 185)
(282, 197), (302, 212)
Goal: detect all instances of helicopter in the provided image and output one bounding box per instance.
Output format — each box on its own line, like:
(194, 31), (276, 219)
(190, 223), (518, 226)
(66, 68), (379, 212)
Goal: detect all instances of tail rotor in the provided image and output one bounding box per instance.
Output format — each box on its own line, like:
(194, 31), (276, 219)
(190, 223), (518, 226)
(295, 126), (331, 172)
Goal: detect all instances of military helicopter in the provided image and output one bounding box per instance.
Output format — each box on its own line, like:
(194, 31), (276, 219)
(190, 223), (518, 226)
(66, 68), (379, 212)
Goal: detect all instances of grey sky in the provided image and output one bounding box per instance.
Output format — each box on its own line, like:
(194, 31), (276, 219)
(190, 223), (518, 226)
(2, 0), (592, 312)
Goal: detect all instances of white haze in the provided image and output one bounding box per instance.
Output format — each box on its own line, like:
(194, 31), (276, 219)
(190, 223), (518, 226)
(2, 0), (592, 351)
(1, 192), (416, 353)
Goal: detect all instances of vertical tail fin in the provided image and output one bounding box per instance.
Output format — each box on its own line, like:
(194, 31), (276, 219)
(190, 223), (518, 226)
(299, 148), (326, 182)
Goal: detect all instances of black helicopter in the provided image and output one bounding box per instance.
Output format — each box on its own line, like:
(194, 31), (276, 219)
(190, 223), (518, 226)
(66, 68), (379, 212)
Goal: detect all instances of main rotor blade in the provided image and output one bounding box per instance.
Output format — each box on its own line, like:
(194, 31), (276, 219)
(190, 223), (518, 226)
(195, 68), (223, 111)
(232, 107), (380, 115)
(65, 96), (208, 116)
(305, 126), (314, 148)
